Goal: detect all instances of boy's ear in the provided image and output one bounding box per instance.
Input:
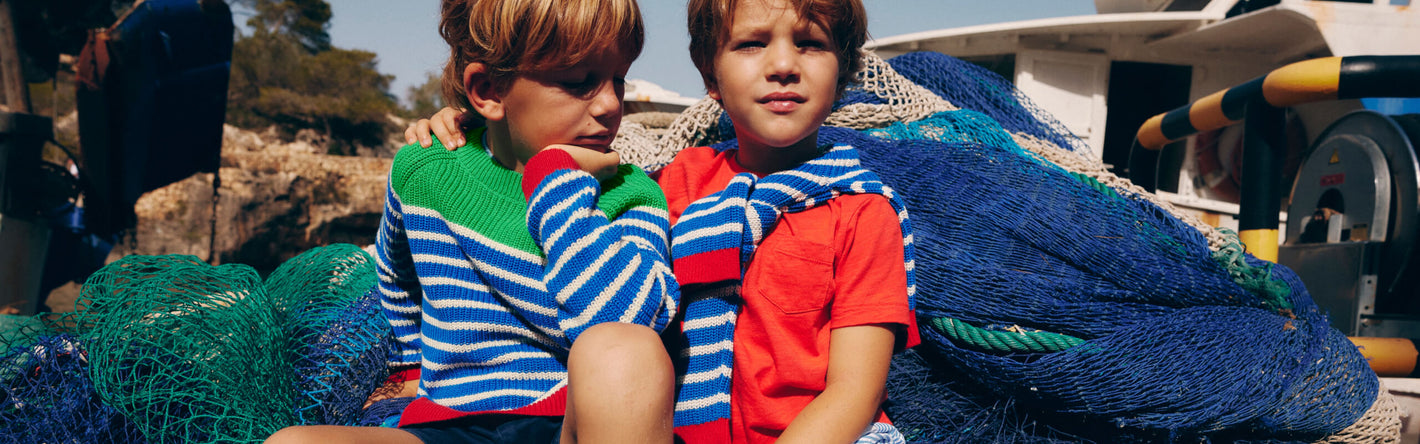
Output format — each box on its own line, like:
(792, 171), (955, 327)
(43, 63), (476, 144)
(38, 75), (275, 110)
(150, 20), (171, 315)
(463, 62), (504, 121)
(705, 81), (722, 102)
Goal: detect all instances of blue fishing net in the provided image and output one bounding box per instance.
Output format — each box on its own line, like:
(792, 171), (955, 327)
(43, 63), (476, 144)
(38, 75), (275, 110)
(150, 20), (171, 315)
(265, 244), (393, 427)
(817, 64), (1374, 440)
(697, 50), (1380, 441)
(0, 333), (147, 443)
(885, 348), (1083, 444)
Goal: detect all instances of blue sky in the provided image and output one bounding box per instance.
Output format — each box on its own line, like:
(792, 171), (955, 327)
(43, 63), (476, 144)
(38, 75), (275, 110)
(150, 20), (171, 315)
(311, 1), (1097, 102)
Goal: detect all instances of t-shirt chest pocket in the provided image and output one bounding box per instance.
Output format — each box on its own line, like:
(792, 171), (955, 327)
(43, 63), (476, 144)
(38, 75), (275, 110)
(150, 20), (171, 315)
(745, 237), (834, 314)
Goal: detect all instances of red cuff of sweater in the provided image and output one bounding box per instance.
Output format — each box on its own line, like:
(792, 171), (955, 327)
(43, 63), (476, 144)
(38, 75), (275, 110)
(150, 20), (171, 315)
(387, 367), (420, 384)
(674, 419), (730, 444)
(673, 249), (742, 286)
(522, 149), (581, 200)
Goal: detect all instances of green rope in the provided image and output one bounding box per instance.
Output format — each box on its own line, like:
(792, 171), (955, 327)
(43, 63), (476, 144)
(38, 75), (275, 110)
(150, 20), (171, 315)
(929, 317), (1084, 353)
(1212, 228), (1293, 311)
(1067, 171), (1120, 200)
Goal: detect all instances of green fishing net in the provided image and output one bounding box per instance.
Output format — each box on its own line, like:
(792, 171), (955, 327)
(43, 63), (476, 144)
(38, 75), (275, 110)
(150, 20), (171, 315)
(1, 244), (392, 443)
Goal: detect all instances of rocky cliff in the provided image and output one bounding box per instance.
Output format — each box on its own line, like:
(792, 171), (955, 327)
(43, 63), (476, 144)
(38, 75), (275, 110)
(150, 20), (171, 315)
(119, 124), (396, 271)
(45, 124), (399, 312)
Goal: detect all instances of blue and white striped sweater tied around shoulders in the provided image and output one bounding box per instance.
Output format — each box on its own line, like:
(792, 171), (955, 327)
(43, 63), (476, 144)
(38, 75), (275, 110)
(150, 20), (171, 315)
(670, 144), (917, 430)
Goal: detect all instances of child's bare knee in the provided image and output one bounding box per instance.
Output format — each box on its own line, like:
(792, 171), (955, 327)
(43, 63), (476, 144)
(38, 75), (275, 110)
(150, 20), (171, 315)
(569, 323), (670, 375)
(264, 426), (317, 444)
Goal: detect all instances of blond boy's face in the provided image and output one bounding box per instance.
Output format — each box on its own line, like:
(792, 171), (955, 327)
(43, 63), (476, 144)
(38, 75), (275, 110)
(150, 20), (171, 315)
(709, 0), (839, 163)
(498, 49), (632, 165)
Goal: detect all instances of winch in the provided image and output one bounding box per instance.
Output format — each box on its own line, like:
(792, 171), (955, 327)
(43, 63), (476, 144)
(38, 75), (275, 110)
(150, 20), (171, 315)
(1278, 111), (1420, 338)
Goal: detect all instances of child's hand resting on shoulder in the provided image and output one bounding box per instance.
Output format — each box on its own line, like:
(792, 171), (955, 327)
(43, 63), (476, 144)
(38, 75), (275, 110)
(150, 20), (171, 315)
(404, 107), (467, 149)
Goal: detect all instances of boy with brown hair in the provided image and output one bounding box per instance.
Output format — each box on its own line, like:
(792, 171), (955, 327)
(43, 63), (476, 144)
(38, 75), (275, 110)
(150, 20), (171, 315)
(268, 0), (677, 443)
(660, 0), (918, 443)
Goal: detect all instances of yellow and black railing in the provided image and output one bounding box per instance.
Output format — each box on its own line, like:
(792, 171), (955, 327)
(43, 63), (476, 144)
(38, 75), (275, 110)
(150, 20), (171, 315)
(1135, 55), (1420, 261)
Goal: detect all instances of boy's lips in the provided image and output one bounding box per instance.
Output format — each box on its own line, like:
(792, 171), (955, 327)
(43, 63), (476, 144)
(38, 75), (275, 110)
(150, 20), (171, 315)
(573, 137), (613, 153)
(759, 92), (805, 113)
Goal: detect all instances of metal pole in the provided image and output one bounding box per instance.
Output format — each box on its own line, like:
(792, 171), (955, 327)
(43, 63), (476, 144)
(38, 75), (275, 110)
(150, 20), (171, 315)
(0, 0), (30, 113)
(1238, 99), (1286, 262)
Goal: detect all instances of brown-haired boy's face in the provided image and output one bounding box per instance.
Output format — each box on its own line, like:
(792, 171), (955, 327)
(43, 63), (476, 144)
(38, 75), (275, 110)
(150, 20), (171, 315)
(709, 0), (839, 164)
(496, 48), (632, 165)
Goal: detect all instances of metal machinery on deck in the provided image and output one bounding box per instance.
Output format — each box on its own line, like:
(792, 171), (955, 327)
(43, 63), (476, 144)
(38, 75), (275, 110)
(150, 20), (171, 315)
(0, 0), (232, 314)
(0, 112), (55, 314)
(1279, 111), (1420, 338)
(1132, 54), (1420, 342)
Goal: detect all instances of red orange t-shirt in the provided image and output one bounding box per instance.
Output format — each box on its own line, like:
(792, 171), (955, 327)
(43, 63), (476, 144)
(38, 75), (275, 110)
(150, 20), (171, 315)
(658, 146), (920, 443)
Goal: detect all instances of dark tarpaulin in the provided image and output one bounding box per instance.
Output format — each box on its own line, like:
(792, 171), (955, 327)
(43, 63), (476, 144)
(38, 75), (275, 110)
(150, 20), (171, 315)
(76, 0), (233, 237)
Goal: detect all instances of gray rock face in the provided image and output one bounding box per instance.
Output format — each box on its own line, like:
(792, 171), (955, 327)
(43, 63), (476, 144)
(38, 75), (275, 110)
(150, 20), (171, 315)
(46, 125), (397, 313)
(110, 124), (394, 273)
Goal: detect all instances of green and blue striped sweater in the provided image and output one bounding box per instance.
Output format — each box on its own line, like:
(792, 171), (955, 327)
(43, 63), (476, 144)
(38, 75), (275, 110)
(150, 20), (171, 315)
(375, 128), (678, 425)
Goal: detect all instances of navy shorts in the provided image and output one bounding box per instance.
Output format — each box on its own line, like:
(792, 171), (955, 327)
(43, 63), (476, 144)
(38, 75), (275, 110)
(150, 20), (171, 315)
(402, 415), (561, 444)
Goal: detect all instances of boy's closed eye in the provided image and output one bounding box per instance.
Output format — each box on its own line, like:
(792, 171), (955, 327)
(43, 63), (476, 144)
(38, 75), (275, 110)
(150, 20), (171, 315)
(551, 73), (627, 98)
(732, 40), (766, 52)
(559, 75), (598, 94)
(796, 39), (828, 51)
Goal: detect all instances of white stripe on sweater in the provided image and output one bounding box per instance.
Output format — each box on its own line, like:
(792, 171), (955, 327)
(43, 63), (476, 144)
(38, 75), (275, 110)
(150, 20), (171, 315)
(556, 240), (634, 305)
(671, 224), (742, 248)
(618, 269), (660, 324)
(674, 393), (731, 411)
(411, 206), (543, 264)
(683, 310), (737, 331)
(615, 218), (668, 243)
(408, 230), (458, 245)
(419, 336), (548, 355)
(526, 171), (584, 213)
(681, 364), (733, 385)
(421, 351), (557, 371)
(680, 339), (734, 358)
(672, 196), (748, 226)
(563, 253), (643, 331)
(539, 189), (599, 247)
(433, 388), (552, 407)
(382, 300), (420, 314)
(421, 316), (549, 342)
(423, 370), (567, 388)
(544, 224), (613, 284)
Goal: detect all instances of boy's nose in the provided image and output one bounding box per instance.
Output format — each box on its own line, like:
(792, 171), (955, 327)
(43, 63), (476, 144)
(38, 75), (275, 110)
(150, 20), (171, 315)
(766, 44), (800, 84)
(589, 79), (623, 118)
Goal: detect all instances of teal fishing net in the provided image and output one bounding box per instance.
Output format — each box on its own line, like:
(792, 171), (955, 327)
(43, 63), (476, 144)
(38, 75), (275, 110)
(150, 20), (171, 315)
(0, 244), (391, 443)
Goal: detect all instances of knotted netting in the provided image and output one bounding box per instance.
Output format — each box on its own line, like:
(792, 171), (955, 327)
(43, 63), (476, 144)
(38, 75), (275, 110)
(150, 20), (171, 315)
(0, 244), (393, 443)
(617, 50), (1400, 442)
(0, 333), (147, 443)
(265, 244), (392, 427)
(0, 47), (1400, 442)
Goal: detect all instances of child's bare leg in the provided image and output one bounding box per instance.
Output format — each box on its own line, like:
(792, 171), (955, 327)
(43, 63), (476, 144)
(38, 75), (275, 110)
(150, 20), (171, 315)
(563, 322), (674, 444)
(264, 425), (423, 444)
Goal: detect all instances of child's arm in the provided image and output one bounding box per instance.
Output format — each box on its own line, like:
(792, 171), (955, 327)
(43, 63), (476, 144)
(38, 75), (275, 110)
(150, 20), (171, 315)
(776, 324), (896, 444)
(780, 196), (915, 443)
(522, 148), (678, 345)
(375, 180), (425, 371)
